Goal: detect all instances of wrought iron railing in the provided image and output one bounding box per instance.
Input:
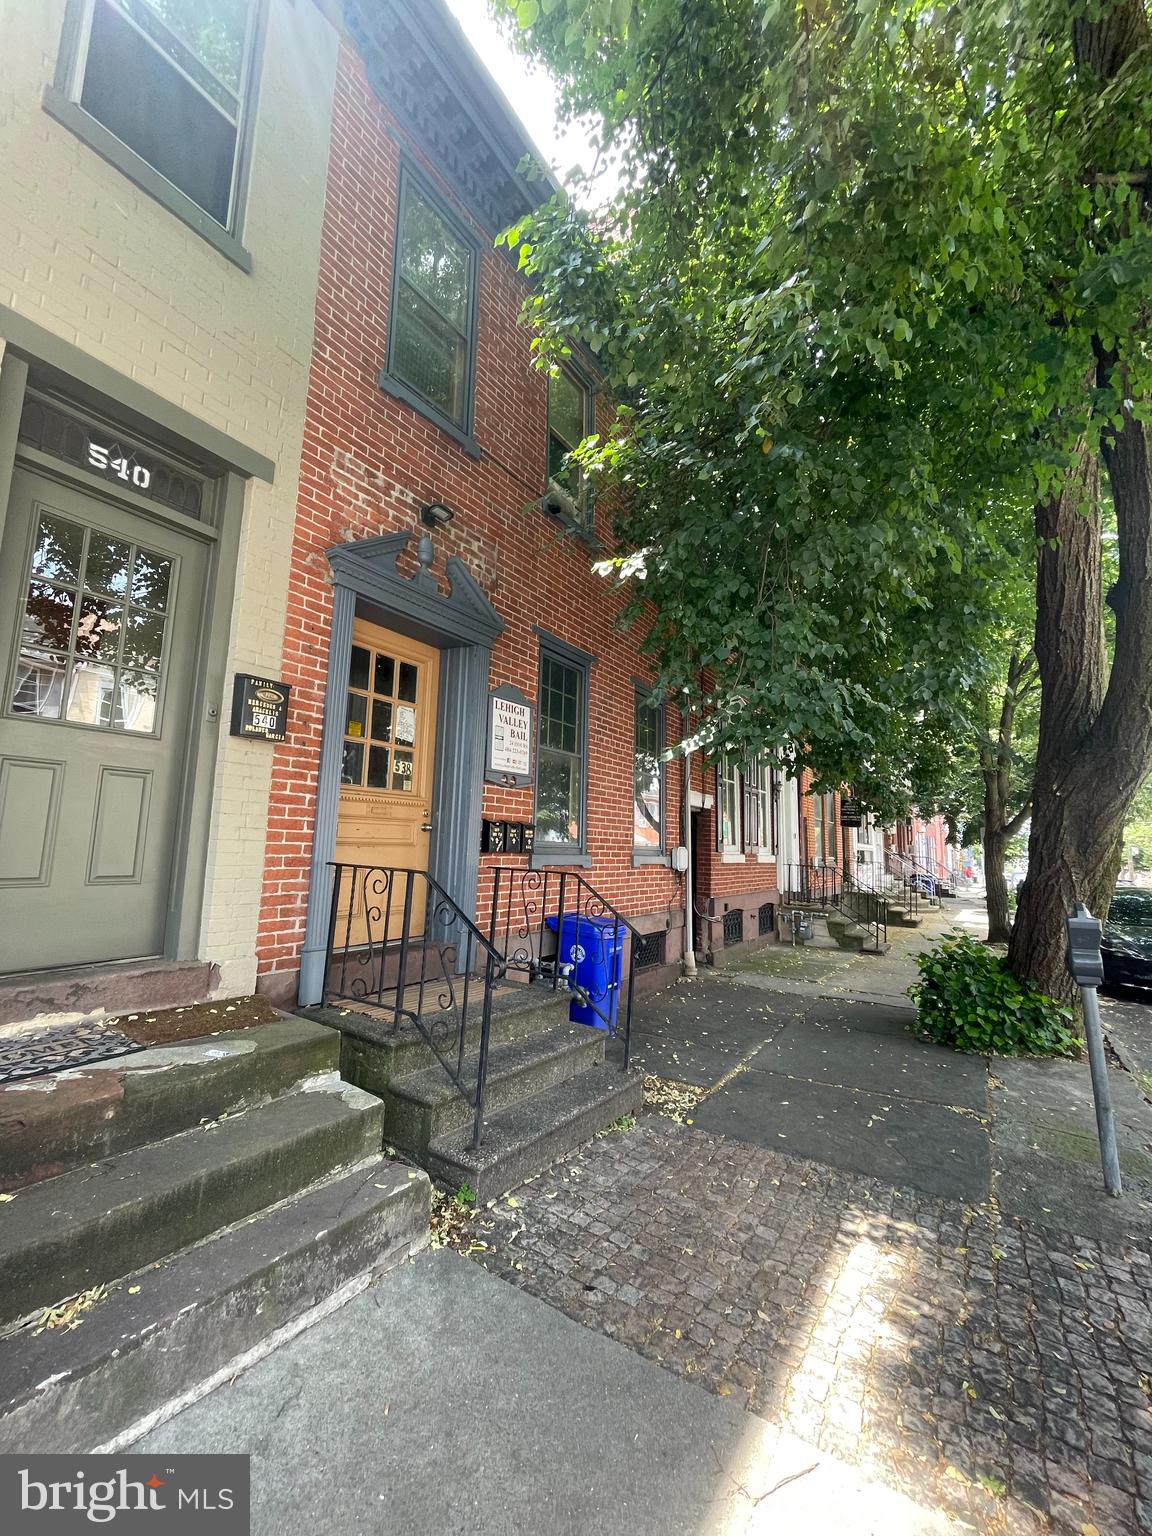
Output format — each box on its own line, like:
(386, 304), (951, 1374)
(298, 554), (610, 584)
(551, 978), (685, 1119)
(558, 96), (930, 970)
(323, 864), (507, 1148)
(487, 866), (641, 1070)
(780, 862), (843, 909)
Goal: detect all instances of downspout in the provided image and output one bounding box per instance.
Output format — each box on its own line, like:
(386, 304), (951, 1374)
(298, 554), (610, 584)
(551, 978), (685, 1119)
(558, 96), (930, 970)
(682, 744), (698, 978)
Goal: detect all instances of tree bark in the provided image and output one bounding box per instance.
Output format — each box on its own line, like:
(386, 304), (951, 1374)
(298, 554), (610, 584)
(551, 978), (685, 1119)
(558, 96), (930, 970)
(984, 809), (1011, 945)
(1005, 0), (1152, 1003)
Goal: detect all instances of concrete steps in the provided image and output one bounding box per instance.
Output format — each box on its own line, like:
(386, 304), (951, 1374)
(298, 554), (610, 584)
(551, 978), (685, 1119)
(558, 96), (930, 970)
(0, 1074), (385, 1330)
(0, 1017), (338, 1192)
(382, 1023), (605, 1159)
(0, 1157), (427, 1453)
(427, 1063), (643, 1203)
(318, 986), (643, 1201)
(0, 1017), (430, 1453)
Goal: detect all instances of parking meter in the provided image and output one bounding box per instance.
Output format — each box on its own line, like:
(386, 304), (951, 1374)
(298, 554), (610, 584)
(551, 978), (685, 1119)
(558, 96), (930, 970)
(1065, 903), (1104, 987)
(1065, 902), (1120, 1196)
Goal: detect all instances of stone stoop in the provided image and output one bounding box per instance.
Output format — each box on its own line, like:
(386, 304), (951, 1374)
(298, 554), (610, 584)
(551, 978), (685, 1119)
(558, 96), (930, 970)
(312, 986), (644, 1202)
(0, 1019), (429, 1453)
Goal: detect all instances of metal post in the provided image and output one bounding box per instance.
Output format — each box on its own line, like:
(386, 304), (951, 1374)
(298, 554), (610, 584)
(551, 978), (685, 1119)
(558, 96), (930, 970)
(1081, 982), (1123, 1197)
(1066, 902), (1123, 1198)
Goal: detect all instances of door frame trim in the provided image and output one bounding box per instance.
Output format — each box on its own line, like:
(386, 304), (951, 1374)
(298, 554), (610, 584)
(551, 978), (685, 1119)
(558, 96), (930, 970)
(0, 346), (246, 972)
(297, 531), (503, 1005)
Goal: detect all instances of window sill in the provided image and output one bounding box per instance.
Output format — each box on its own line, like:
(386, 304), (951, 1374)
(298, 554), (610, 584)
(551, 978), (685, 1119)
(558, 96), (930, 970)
(753, 849), (776, 864)
(530, 849), (593, 869)
(378, 372), (482, 459)
(43, 88), (253, 273)
(542, 482), (601, 551)
(719, 849), (746, 864)
(632, 850), (667, 868)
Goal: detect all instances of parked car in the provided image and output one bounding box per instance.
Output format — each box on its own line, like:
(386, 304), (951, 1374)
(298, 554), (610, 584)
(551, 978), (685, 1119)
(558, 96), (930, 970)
(1102, 887), (1152, 990)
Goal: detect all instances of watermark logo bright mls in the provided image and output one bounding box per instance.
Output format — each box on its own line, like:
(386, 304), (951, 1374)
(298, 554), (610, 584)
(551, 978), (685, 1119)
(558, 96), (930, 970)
(1, 1455), (249, 1533)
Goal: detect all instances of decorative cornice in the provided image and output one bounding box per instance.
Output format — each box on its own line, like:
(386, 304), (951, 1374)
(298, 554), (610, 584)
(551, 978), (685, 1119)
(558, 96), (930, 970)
(341, 0), (558, 237)
(327, 530), (505, 647)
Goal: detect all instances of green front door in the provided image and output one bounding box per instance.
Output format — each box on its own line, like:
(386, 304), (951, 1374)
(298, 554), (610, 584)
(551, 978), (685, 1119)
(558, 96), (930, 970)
(0, 467), (208, 972)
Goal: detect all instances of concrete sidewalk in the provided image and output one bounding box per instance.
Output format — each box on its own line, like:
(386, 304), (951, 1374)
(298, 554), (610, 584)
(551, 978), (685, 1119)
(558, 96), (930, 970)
(129, 1248), (957, 1536)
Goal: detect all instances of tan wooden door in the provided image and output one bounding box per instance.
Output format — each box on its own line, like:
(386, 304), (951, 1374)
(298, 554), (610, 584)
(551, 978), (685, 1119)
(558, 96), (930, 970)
(335, 620), (440, 946)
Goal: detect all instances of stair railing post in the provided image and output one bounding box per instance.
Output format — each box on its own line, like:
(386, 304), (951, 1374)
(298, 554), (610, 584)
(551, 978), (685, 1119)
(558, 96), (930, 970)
(622, 928), (636, 1072)
(471, 948), (496, 1149)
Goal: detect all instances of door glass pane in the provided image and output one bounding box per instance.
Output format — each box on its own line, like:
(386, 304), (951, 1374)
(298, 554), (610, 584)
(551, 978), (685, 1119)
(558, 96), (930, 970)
(85, 533), (131, 596)
(367, 744), (390, 789)
(345, 692), (367, 738)
(131, 550), (172, 610)
(374, 653), (395, 697)
(65, 663), (118, 724)
(122, 607), (165, 670)
(395, 704), (416, 746)
(398, 662), (418, 703)
(119, 671), (159, 733)
(22, 582), (76, 655)
(391, 750), (414, 792)
(341, 741), (364, 785)
(11, 657), (65, 719)
(76, 597), (123, 660)
(349, 646), (370, 690)
(371, 699), (392, 742)
(31, 514), (84, 584)
(10, 520), (172, 735)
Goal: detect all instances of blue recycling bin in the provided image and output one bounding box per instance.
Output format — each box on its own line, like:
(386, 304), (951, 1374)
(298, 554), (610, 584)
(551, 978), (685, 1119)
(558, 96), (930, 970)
(545, 913), (625, 1031)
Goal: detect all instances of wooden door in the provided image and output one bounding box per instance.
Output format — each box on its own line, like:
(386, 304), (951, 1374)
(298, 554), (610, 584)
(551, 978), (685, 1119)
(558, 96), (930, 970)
(335, 620), (440, 946)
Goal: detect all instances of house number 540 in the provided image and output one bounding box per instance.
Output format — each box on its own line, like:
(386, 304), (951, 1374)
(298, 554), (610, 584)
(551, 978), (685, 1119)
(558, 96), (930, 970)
(88, 441), (152, 490)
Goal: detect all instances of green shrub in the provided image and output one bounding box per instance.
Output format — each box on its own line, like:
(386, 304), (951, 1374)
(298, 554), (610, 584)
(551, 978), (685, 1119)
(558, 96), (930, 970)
(908, 932), (1078, 1057)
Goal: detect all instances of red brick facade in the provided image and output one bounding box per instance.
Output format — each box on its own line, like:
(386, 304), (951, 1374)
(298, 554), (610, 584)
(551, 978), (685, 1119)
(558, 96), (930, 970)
(255, 42), (693, 1000)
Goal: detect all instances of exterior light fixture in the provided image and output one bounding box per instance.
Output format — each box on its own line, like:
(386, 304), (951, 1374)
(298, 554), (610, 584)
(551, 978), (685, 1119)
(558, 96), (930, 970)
(420, 501), (455, 528)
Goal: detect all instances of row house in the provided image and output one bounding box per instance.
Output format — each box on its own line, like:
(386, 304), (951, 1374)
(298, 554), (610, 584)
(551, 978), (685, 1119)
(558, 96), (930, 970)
(0, 0), (833, 1034)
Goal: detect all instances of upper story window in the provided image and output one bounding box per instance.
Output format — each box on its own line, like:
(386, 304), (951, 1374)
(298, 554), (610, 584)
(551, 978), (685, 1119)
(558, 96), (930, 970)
(633, 690), (665, 853)
(547, 366), (593, 525)
(384, 172), (478, 440)
(60, 0), (260, 232)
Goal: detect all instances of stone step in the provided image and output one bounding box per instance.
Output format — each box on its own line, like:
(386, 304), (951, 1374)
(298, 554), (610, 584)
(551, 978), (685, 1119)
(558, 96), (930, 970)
(0, 1018), (338, 1193)
(427, 1064), (643, 1203)
(382, 1023), (606, 1159)
(310, 986), (574, 1091)
(0, 1156), (429, 1454)
(0, 959), (214, 1031)
(0, 1075), (384, 1329)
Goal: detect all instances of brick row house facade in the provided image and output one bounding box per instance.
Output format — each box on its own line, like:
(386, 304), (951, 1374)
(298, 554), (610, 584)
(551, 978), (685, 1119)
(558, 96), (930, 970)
(0, 0), (854, 1032)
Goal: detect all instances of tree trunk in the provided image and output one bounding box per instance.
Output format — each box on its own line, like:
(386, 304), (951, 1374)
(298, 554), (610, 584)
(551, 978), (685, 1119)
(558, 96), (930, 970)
(1005, 0), (1152, 1003)
(1008, 411), (1152, 1001)
(983, 803), (1011, 945)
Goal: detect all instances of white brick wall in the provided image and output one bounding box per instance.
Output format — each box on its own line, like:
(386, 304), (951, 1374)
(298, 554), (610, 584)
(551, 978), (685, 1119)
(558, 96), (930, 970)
(0, 0), (339, 992)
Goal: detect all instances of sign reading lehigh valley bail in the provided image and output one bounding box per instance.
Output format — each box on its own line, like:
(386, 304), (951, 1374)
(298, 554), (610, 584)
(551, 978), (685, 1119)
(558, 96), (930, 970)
(839, 798), (863, 828)
(485, 684), (533, 787)
(230, 675), (290, 743)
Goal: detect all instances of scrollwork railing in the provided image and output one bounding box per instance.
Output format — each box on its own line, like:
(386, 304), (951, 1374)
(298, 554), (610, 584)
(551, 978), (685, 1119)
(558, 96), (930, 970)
(487, 866), (641, 1070)
(323, 864), (507, 1147)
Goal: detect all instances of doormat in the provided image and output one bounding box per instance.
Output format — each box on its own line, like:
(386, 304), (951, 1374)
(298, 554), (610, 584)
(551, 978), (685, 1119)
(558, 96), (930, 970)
(0, 1022), (146, 1084)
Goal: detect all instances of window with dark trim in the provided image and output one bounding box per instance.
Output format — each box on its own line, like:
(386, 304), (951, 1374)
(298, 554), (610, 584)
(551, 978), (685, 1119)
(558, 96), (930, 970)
(383, 171), (478, 439)
(633, 689), (665, 852)
(55, 0), (261, 233)
(535, 647), (588, 854)
(812, 791), (838, 864)
(746, 758), (777, 855)
(546, 364), (593, 526)
(718, 756), (743, 852)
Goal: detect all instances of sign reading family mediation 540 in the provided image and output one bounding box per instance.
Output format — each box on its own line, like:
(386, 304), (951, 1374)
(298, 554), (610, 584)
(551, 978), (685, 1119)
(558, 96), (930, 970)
(486, 684), (533, 787)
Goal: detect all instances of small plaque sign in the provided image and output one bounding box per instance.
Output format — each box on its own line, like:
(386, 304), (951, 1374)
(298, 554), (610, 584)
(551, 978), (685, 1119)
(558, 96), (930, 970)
(230, 674), (290, 742)
(486, 684), (533, 787)
(839, 798), (863, 828)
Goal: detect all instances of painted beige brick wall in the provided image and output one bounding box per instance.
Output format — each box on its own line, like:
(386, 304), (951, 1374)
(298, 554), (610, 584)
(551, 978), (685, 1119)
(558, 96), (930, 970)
(0, 0), (339, 994)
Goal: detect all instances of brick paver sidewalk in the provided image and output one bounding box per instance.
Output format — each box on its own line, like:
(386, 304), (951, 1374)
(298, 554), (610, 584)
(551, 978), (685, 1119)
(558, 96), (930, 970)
(463, 1117), (1152, 1536)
